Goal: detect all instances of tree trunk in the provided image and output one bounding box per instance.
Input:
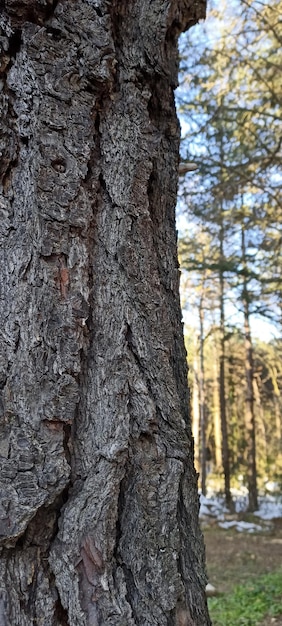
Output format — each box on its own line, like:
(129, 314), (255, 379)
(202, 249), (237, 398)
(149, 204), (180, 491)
(192, 338), (200, 474)
(253, 375), (267, 469)
(212, 345), (222, 470)
(219, 217), (233, 510)
(241, 227), (258, 512)
(0, 1), (210, 625)
(243, 307), (258, 511)
(199, 298), (206, 496)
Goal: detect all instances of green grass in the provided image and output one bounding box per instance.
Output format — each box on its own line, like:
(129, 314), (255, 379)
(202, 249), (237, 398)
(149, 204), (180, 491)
(208, 569), (282, 626)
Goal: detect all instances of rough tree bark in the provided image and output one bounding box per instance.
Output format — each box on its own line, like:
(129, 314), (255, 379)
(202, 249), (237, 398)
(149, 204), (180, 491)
(0, 1), (210, 624)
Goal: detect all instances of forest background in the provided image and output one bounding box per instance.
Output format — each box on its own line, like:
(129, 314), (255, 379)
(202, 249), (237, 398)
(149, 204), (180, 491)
(176, 0), (282, 512)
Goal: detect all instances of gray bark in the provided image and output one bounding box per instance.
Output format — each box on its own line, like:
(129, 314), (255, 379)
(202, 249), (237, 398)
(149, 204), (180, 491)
(0, 1), (210, 624)
(241, 227), (258, 512)
(218, 176), (232, 512)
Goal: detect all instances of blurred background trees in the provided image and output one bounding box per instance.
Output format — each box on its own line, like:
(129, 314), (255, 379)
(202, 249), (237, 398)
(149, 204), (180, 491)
(177, 0), (282, 510)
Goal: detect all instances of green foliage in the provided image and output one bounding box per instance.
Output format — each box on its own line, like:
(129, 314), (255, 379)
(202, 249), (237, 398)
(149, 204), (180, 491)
(177, 0), (282, 325)
(208, 570), (282, 626)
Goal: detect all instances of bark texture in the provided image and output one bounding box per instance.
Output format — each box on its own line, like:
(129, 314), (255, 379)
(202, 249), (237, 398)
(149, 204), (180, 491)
(0, 1), (209, 624)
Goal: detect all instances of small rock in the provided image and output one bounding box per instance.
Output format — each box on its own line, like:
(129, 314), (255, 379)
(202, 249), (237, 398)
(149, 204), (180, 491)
(206, 583), (219, 597)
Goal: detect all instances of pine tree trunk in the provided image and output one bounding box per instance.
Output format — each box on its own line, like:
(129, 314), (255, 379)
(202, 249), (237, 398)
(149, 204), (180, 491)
(219, 218), (233, 510)
(253, 376), (267, 468)
(199, 296), (206, 496)
(241, 227), (258, 512)
(212, 347), (222, 470)
(192, 339), (200, 474)
(0, 1), (210, 625)
(243, 309), (258, 511)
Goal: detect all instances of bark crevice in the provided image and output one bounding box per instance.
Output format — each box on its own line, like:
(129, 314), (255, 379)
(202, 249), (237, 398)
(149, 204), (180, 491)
(14, 487), (70, 550)
(54, 596), (70, 626)
(4, 0), (60, 28)
(112, 473), (139, 624)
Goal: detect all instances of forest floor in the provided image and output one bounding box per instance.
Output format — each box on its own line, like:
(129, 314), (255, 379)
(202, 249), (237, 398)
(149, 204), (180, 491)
(204, 516), (282, 625)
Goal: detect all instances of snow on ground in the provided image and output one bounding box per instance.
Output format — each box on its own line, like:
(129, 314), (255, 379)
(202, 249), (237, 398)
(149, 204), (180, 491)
(254, 497), (282, 520)
(218, 520), (263, 532)
(199, 491), (282, 533)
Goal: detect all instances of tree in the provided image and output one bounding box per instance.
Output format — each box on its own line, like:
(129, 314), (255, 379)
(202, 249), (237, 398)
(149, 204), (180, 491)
(178, 230), (217, 496)
(177, 0), (282, 509)
(177, 0), (282, 330)
(179, 216), (234, 509)
(0, 1), (211, 625)
(241, 223), (258, 510)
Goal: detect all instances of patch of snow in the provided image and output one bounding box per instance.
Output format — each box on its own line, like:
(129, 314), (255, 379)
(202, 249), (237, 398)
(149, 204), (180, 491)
(218, 519), (263, 533)
(254, 497), (282, 520)
(199, 490), (282, 532)
(199, 494), (229, 519)
(234, 496), (249, 513)
(236, 521), (263, 533)
(200, 504), (214, 517)
(218, 521), (238, 530)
